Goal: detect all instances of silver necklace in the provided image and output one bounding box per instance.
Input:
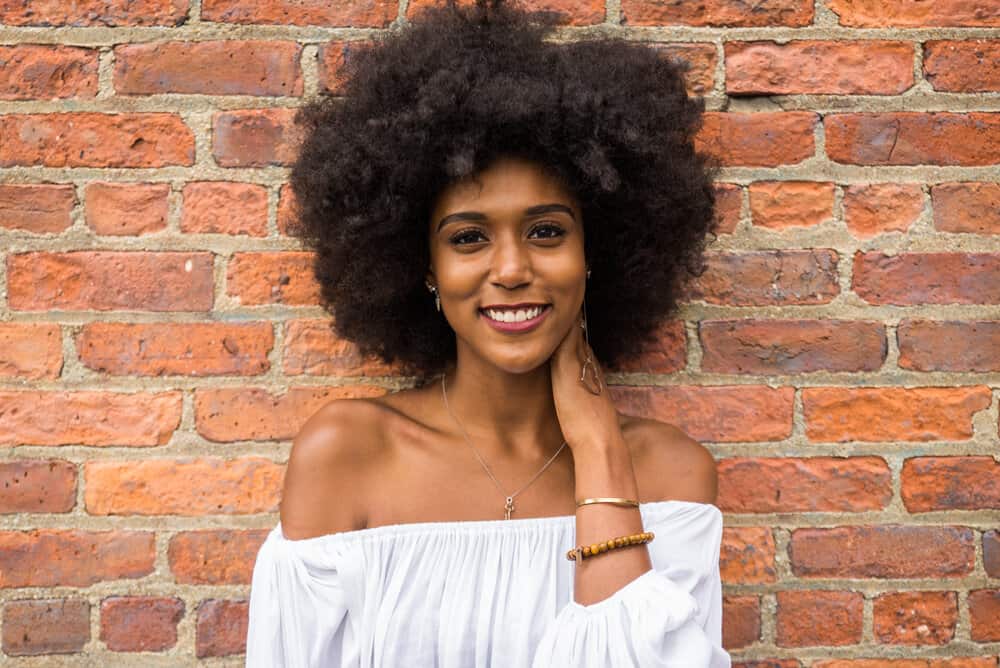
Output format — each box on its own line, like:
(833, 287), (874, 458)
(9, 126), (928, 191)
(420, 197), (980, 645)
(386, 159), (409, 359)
(440, 374), (568, 520)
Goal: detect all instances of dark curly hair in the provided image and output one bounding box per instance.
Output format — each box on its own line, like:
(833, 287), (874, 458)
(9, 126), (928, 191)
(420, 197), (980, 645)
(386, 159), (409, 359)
(289, 0), (717, 382)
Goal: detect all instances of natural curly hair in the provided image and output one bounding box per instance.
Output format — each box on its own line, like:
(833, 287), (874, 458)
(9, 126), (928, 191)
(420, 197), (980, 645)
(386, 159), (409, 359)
(289, 0), (717, 382)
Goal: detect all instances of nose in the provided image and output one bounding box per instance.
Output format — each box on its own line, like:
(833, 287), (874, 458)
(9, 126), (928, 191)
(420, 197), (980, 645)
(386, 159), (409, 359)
(489, 232), (533, 289)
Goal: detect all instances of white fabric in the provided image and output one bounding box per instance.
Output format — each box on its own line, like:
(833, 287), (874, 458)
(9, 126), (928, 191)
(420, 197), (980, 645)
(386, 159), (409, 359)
(246, 499), (731, 667)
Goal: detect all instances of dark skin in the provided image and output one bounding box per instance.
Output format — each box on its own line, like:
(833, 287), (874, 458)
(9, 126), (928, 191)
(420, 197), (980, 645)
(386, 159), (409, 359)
(280, 155), (718, 605)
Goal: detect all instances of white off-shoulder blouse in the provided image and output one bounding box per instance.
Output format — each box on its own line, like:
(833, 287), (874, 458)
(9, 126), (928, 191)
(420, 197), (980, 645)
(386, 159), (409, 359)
(246, 499), (731, 667)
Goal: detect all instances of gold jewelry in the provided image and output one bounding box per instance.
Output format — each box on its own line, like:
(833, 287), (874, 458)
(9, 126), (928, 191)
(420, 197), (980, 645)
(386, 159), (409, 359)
(440, 374), (568, 520)
(566, 531), (655, 562)
(579, 296), (603, 395)
(576, 497), (639, 508)
(424, 280), (440, 312)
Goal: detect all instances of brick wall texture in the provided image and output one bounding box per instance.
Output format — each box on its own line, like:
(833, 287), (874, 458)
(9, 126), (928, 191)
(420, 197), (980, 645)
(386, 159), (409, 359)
(1, 0), (999, 665)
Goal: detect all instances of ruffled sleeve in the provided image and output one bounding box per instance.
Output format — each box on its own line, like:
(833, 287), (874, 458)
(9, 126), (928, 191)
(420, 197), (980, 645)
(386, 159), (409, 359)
(245, 525), (353, 667)
(531, 505), (730, 668)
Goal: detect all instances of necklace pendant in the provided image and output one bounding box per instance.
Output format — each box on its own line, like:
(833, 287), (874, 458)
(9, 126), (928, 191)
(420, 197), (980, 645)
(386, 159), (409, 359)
(504, 496), (515, 520)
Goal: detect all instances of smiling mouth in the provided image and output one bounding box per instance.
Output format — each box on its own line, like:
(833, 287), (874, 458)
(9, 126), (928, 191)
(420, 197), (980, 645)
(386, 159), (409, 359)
(478, 304), (552, 333)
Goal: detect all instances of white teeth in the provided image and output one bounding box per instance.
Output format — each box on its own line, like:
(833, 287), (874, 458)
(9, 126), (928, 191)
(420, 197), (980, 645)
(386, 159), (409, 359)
(484, 306), (544, 323)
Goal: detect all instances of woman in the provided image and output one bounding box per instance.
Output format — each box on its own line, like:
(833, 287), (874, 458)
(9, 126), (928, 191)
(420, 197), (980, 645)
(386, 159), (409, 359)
(246, 0), (728, 665)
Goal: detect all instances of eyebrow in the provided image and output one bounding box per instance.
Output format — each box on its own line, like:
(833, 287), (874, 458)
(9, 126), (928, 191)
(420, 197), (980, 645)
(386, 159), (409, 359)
(435, 203), (576, 233)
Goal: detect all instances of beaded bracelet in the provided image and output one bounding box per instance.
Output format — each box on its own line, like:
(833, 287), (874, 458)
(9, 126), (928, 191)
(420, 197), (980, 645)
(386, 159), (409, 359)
(565, 531), (655, 563)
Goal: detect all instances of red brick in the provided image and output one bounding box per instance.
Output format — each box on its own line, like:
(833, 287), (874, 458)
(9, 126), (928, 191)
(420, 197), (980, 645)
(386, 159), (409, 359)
(901, 457), (1000, 512)
(0, 183), (76, 233)
(718, 456), (891, 513)
(181, 182), (268, 236)
(213, 108), (298, 167)
(898, 320), (1000, 372)
(653, 43), (718, 97)
(115, 40), (302, 96)
(0, 530), (155, 587)
(621, 0), (812, 26)
(277, 183), (300, 235)
(0, 323), (62, 379)
(0, 45), (98, 100)
(700, 319), (886, 374)
(790, 525), (975, 578)
(687, 250), (840, 306)
(611, 320), (687, 374)
(610, 385), (793, 443)
(984, 531), (1000, 578)
(194, 385), (386, 442)
(727, 41), (913, 95)
(100, 597), (184, 652)
(284, 319), (401, 376)
(84, 182), (170, 235)
(720, 527), (776, 584)
(924, 40), (1000, 93)
(969, 589), (1000, 641)
(873, 591), (957, 645)
(843, 183), (923, 238)
(0, 0), (189, 26)
(711, 183), (741, 234)
(776, 590), (862, 647)
(932, 182), (1000, 234)
(828, 0), (1000, 27)
(202, 0), (394, 26)
(85, 457), (283, 516)
(0, 460), (76, 513)
(0, 391), (182, 446)
(2, 599), (89, 656)
(409, 0), (604, 25)
(0, 113), (194, 167)
(77, 322), (273, 376)
(168, 529), (268, 584)
(226, 251), (320, 306)
(8, 251), (214, 311)
(826, 113), (1000, 166)
(803, 387), (991, 442)
(748, 181), (834, 229)
(722, 595), (760, 649)
(696, 112), (817, 167)
(853, 252), (1000, 305)
(196, 599), (248, 658)
(735, 661), (800, 668)
(815, 660), (1000, 668)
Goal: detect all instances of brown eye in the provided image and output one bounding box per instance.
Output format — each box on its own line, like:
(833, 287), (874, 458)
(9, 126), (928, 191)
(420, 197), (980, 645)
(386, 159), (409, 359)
(529, 224), (565, 239)
(449, 228), (486, 245)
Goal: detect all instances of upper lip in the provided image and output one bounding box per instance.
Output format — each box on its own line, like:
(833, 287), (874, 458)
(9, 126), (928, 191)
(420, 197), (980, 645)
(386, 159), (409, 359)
(480, 303), (549, 310)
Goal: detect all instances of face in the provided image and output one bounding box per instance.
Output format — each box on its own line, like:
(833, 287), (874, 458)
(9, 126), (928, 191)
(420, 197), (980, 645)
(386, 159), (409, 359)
(427, 156), (587, 374)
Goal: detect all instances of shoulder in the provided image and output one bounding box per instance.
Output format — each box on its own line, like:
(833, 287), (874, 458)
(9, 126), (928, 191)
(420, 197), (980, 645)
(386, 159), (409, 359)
(624, 415), (718, 506)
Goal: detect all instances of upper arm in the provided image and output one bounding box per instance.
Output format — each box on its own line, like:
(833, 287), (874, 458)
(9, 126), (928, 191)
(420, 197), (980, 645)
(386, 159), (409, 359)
(279, 399), (382, 539)
(634, 420), (718, 505)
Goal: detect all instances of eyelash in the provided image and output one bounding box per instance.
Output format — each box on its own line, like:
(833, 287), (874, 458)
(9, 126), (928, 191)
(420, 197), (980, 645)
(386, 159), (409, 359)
(448, 224), (566, 246)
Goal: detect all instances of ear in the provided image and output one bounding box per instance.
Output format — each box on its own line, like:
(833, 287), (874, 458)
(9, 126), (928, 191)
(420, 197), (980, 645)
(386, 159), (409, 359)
(424, 269), (436, 289)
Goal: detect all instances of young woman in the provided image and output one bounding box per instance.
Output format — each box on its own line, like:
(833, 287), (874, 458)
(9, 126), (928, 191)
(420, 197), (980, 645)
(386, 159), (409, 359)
(246, 1), (728, 665)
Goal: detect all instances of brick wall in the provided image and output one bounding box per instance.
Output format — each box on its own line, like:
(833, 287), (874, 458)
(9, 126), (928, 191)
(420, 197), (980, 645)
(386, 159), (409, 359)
(1, 0), (998, 664)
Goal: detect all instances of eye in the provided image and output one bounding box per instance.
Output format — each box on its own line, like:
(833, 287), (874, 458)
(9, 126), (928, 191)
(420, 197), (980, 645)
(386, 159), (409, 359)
(529, 223), (566, 239)
(448, 228), (487, 245)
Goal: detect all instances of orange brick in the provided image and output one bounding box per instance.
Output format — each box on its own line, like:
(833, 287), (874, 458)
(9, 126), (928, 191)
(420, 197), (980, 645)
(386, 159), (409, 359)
(202, 0), (395, 26)
(873, 591), (957, 645)
(727, 41), (913, 95)
(0, 0), (189, 26)
(710, 183), (741, 234)
(410, 0), (603, 24)
(815, 659), (1000, 668)
(924, 40), (1000, 93)
(284, 320), (401, 376)
(0, 460), (76, 514)
(932, 182), (1000, 234)
(828, 0), (1000, 27)
(213, 109), (299, 167)
(196, 599), (248, 658)
(0, 45), (98, 100)
(898, 320), (1000, 372)
(0, 323), (62, 379)
(720, 527), (776, 584)
(99, 597), (184, 652)
(722, 595), (760, 649)
(969, 589), (1000, 641)
(901, 457), (1000, 512)
(85, 458), (283, 516)
(181, 182), (268, 236)
(853, 252), (1000, 305)
(653, 43), (718, 97)
(748, 181), (834, 229)
(168, 530), (269, 584)
(696, 112), (817, 167)
(2, 599), (90, 656)
(621, 0), (812, 26)
(276, 183), (300, 235)
(0, 184), (76, 233)
(984, 531), (1000, 578)
(84, 182), (170, 235)
(226, 251), (320, 306)
(0, 391), (182, 446)
(609, 320), (686, 374)
(687, 250), (840, 306)
(0, 530), (155, 587)
(317, 39), (371, 94)
(803, 387), (991, 442)
(843, 183), (923, 238)
(718, 456), (891, 513)
(776, 590), (863, 647)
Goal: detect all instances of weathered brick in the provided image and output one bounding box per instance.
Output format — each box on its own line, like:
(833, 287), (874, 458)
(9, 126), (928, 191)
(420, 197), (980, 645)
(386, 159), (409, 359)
(803, 387), (991, 442)
(873, 591), (957, 645)
(901, 457), (1000, 512)
(114, 40), (302, 96)
(181, 182), (268, 236)
(0, 391), (182, 446)
(0, 45), (98, 100)
(609, 320), (687, 374)
(276, 183), (300, 235)
(696, 112), (817, 167)
(621, 0), (812, 26)
(0, 530), (155, 587)
(77, 322), (273, 376)
(932, 182), (1000, 234)
(826, 113), (1000, 166)
(790, 525), (975, 578)
(0, 113), (194, 167)
(84, 182), (170, 236)
(853, 252), (1000, 305)
(711, 183), (741, 234)
(409, 0), (604, 25)
(969, 589), (1000, 641)
(100, 597), (184, 652)
(718, 457), (891, 513)
(776, 590), (863, 647)
(168, 529), (268, 584)
(722, 595), (760, 649)
(0, 460), (76, 514)
(687, 250), (840, 306)
(0, 183), (76, 233)
(195, 599), (248, 658)
(202, 0), (395, 26)
(898, 320), (1000, 372)
(748, 181), (833, 229)
(85, 458), (283, 516)
(0, 323), (62, 379)
(828, 0), (1000, 27)
(0, 0), (189, 26)
(814, 660), (999, 668)
(843, 183), (923, 238)
(720, 527), (776, 584)
(927, 40), (1000, 96)
(226, 251), (320, 306)
(727, 41), (913, 95)
(984, 531), (1000, 578)
(2, 599), (89, 656)
(213, 108), (298, 167)
(609, 385), (794, 443)
(284, 319), (402, 376)
(653, 43), (718, 97)
(8, 251), (214, 311)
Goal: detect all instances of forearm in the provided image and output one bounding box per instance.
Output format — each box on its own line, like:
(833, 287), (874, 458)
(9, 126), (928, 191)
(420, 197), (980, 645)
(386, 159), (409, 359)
(572, 435), (652, 606)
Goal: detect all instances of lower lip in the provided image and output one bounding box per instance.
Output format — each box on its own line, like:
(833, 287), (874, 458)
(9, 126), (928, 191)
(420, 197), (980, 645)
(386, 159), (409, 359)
(479, 306), (552, 333)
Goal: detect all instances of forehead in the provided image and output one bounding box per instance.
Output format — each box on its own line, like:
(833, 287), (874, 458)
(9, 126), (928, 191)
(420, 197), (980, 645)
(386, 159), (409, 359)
(431, 157), (577, 217)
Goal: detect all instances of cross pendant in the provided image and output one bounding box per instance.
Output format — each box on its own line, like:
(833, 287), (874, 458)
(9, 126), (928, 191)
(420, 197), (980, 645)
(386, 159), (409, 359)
(504, 496), (515, 520)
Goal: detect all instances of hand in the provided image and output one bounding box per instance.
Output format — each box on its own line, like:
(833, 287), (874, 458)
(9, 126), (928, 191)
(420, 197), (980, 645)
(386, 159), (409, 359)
(548, 308), (624, 452)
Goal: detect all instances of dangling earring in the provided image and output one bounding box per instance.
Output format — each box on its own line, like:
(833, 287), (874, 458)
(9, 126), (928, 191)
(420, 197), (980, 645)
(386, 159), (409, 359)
(425, 280), (440, 312)
(580, 267), (602, 395)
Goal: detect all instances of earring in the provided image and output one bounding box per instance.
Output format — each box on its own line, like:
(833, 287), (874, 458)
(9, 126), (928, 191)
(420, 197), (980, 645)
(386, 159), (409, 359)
(425, 281), (440, 312)
(586, 267), (591, 279)
(579, 295), (602, 395)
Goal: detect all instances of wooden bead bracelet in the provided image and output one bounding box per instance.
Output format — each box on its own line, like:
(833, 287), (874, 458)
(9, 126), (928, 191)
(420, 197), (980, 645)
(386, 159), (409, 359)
(566, 531), (655, 563)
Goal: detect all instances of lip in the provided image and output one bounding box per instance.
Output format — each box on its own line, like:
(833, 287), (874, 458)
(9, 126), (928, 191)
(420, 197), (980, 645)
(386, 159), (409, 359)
(479, 304), (552, 333)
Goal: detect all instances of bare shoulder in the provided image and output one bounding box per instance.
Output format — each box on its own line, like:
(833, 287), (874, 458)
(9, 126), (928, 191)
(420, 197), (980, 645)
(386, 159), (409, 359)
(279, 397), (386, 539)
(623, 415), (718, 505)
